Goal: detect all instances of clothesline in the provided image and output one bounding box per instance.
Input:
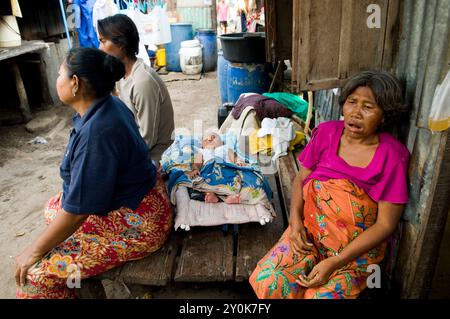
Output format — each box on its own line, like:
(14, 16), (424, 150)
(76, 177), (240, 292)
(118, 0), (167, 12)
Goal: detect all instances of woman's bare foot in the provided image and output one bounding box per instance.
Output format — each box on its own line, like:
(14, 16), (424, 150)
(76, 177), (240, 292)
(205, 192), (219, 203)
(224, 194), (241, 204)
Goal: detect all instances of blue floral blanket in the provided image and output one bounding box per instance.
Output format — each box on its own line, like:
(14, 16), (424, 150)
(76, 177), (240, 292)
(161, 134), (272, 205)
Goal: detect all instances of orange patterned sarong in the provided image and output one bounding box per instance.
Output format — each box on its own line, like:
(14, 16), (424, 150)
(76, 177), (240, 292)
(249, 179), (386, 299)
(17, 174), (173, 299)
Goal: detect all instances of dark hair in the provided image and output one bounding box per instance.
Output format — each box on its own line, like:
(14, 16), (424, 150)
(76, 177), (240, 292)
(97, 14), (140, 58)
(339, 70), (408, 131)
(65, 47), (125, 98)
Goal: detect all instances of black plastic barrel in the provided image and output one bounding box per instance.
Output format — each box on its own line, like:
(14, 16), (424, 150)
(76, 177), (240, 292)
(219, 32), (266, 63)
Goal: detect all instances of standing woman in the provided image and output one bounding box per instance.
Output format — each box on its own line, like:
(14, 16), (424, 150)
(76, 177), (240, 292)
(98, 14), (175, 164)
(15, 48), (173, 299)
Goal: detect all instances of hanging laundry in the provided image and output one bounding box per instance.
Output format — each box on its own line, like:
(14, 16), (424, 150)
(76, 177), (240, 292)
(74, 0), (99, 48)
(263, 92), (309, 121)
(231, 93), (293, 122)
(92, 0), (119, 32)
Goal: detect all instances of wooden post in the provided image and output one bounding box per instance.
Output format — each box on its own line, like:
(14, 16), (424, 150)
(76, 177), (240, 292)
(10, 59), (32, 123)
(211, 0), (217, 31)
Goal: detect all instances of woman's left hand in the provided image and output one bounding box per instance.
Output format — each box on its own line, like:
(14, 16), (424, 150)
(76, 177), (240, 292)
(296, 256), (340, 288)
(15, 245), (42, 287)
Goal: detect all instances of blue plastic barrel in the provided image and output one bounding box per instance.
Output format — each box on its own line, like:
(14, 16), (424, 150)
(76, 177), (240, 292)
(227, 63), (270, 104)
(197, 29), (217, 72)
(165, 23), (193, 72)
(217, 51), (229, 104)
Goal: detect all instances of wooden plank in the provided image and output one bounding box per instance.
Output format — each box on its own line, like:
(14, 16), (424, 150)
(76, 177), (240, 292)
(38, 43), (60, 106)
(293, 0), (397, 92)
(291, 0), (300, 88)
(10, 59), (32, 123)
(396, 131), (450, 298)
(264, 0), (276, 62)
(276, 153), (300, 220)
(298, 0), (343, 90)
(0, 41), (48, 62)
(381, 0), (401, 70)
(275, 0), (293, 61)
(76, 279), (107, 299)
(119, 233), (181, 286)
(235, 174), (286, 281)
(174, 228), (234, 282)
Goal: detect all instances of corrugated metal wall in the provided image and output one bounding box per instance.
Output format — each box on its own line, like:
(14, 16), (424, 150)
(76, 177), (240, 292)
(177, 6), (212, 30)
(392, 0), (450, 299)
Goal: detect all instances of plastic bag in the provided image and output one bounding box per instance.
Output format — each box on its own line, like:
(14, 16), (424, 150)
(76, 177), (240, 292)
(429, 70), (450, 132)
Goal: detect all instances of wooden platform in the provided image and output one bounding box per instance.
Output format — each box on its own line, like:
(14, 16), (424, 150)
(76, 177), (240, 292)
(77, 169), (298, 298)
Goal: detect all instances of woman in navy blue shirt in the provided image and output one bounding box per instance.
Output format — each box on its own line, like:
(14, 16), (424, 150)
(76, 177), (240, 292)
(15, 47), (173, 299)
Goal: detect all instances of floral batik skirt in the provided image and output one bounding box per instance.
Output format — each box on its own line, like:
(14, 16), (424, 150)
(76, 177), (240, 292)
(249, 179), (386, 299)
(17, 175), (173, 299)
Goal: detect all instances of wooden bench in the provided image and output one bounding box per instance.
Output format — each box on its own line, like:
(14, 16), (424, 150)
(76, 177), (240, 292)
(77, 148), (394, 299)
(77, 172), (289, 298)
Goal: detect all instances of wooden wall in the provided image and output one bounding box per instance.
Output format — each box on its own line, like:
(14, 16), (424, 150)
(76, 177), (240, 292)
(264, 0), (293, 62)
(291, 0), (400, 92)
(17, 0), (67, 41)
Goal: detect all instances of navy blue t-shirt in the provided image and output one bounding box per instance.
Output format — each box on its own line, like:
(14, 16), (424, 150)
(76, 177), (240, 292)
(60, 95), (156, 215)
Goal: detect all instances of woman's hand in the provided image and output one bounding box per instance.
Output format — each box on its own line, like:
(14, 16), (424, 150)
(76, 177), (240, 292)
(296, 256), (340, 288)
(15, 245), (43, 287)
(288, 224), (314, 255)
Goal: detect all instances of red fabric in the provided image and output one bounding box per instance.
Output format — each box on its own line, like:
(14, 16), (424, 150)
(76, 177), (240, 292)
(17, 175), (172, 299)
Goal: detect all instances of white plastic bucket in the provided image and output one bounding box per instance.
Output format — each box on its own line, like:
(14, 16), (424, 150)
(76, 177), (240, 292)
(0, 16), (21, 47)
(179, 39), (202, 75)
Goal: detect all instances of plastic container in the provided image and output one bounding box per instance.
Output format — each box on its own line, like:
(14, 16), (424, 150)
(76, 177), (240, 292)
(165, 23), (194, 72)
(217, 50), (229, 104)
(227, 62), (270, 104)
(197, 28), (217, 72)
(0, 15), (21, 47)
(156, 48), (166, 66)
(219, 32), (266, 63)
(179, 40), (203, 75)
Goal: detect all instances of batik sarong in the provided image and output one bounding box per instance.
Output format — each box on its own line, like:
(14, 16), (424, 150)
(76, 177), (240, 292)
(17, 175), (172, 299)
(249, 179), (386, 299)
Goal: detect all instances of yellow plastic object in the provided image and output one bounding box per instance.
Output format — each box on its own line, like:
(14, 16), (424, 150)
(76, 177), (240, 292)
(249, 130), (306, 155)
(249, 130), (272, 155)
(156, 48), (166, 67)
(289, 131), (306, 150)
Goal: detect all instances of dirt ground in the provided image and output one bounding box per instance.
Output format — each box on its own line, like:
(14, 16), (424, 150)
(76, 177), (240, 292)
(0, 72), (254, 299)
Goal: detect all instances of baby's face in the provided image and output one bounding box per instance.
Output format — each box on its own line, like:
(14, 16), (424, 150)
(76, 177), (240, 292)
(202, 133), (223, 149)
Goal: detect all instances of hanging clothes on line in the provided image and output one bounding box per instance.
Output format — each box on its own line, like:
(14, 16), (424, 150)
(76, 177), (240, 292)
(93, 0), (119, 32)
(73, 0), (99, 48)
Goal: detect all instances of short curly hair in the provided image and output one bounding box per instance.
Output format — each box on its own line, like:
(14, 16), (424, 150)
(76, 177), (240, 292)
(338, 70), (409, 131)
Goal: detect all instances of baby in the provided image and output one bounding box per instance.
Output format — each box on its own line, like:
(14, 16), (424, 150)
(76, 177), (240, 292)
(185, 133), (247, 204)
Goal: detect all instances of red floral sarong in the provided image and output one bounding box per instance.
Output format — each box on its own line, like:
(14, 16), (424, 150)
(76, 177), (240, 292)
(17, 175), (172, 299)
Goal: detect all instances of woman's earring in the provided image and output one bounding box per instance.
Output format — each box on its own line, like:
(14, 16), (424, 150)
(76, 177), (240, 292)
(72, 87), (78, 97)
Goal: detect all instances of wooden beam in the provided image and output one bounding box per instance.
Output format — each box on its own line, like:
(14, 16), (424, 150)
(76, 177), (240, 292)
(235, 174), (286, 281)
(10, 59), (32, 123)
(399, 131), (450, 298)
(174, 228), (234, 282)
(119, 233), (181, 286)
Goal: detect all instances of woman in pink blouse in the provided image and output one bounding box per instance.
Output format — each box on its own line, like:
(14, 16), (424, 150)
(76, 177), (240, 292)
(250, 70), (410, 299)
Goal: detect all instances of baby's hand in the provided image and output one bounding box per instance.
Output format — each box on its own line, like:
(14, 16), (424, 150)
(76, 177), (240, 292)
(185, 169), (200, 179)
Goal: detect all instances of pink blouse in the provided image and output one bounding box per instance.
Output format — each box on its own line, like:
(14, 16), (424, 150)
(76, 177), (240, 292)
(298, 120), (410, 204)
